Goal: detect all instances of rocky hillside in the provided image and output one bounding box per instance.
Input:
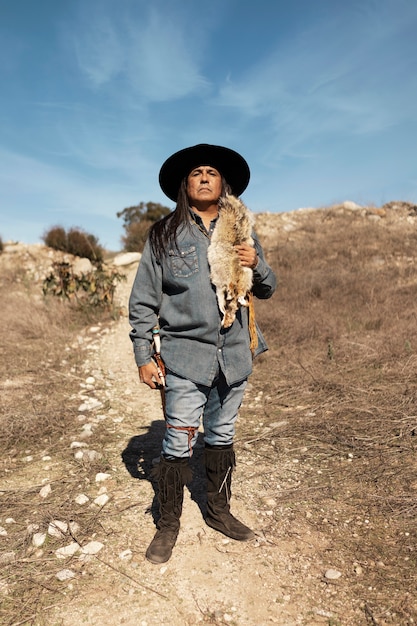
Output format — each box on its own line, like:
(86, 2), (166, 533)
(2, 200), (416, 280)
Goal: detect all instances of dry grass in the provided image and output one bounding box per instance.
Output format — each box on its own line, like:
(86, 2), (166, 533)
(240, 206), (417, 625)
(0, 266), (114, 625)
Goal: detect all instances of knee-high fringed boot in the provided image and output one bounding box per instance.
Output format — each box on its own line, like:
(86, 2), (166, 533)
(204, 444), (255, 541)
(146, 456), (192, 564)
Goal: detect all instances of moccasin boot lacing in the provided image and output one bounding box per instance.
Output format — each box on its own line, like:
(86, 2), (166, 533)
(145, 457), (192, 564)
(204, 444), (255, 541)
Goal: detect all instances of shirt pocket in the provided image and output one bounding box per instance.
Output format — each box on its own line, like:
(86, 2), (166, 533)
(168, 245), (199, 278)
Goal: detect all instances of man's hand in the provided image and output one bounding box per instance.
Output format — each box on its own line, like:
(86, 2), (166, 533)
(138, 362), (164, 389)
(235, 243), (258, 269)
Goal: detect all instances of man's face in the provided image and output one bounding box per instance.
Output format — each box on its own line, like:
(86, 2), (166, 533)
(186, 165), (222, 207)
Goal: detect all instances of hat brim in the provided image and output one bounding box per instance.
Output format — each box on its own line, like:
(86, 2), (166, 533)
(159, 144), (250, 202)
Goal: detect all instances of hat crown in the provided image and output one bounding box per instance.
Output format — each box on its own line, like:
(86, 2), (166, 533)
(159, 144), (250, 202)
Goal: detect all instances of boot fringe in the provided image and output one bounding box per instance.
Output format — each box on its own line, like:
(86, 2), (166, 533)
(204, 447), (236, 473)
(150, 458), (192, 505)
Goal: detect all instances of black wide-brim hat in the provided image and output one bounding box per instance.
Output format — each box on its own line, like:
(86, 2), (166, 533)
(159, 143), (250, 202)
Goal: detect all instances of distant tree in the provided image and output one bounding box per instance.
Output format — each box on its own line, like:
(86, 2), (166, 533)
(0, 235), (4, 254)
(117, 201), (171, 252)
(121, 220), (153, 253)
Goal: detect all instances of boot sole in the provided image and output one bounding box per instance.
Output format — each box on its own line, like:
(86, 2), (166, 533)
(205, 516), (255, 541)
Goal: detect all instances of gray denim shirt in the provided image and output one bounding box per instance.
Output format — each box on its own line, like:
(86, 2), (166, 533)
(129, 211), (276, 386)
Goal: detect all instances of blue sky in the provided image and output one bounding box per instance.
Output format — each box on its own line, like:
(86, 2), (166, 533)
(1, 0), (417, 251)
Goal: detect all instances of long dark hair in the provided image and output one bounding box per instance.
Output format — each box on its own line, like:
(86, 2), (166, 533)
(149, 175), (231, 260)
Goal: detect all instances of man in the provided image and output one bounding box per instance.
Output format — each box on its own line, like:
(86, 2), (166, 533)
(129, 143), (276, 564)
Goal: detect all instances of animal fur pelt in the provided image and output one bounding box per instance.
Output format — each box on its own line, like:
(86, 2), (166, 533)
(207, 193), (254, 328)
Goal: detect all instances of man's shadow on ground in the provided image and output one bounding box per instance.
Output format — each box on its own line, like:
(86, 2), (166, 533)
(121, 420), (206, 525)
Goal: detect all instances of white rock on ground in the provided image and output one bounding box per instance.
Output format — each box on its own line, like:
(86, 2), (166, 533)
(39, 484), (51, 498)
(56, 569), (76, 581)
(48, 520), (69, 538)
(93, 494), (109, 507)
(32, 533), (47, 547)
(75, 494), (90, 505)
(55, 543), (80, 559)
(81, 541), (104, 555)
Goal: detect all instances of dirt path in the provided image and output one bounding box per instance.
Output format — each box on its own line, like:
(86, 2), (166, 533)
(50, 265), (360, 626)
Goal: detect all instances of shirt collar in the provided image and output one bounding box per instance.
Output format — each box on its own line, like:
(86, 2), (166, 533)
(189, 208), (218, 236)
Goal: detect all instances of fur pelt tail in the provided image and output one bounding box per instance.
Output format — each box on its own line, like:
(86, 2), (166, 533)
(207, 194), (254, 328)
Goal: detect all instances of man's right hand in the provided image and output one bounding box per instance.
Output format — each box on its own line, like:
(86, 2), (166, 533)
(138, 362), (164, 389)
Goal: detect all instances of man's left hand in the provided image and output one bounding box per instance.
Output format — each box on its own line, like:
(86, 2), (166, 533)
(235, 243), (258, 269)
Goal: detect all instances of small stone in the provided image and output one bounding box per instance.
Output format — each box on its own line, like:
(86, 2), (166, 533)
(93, 494), (109, 507)
(81, 449), (102, 462)
(39, 484), (51, 498)
(32, 533), (46, 547)
(70, 441), (88, 449)
(78, 398), (103, 412)
(119, 549), (133, 560)
(26, 523), (40, 534)
(56, 569), (76, 581)
(85, 376), (95, 385)
(5, 518), (16, 524)
(95, 472), (111, 482)
(55, 542), (80, 559)
(79, 429), (93, 439)
(81, 541), (104, 555)
(48, 520), (68, 538)
(325, 568), (342, 580)
(0, 527), (8, 536)
(75, 494), (90, 505)
(69, 521), (80, 535)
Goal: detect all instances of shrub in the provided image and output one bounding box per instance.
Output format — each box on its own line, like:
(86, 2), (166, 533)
(0, 235), (3, 254)
(42, 226), (104, 263)
(42, 225), (67, 251)
(42, 261), (126, 312)
(67, 228), (103, 262)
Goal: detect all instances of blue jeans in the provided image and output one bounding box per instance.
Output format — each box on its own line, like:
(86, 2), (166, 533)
(162, 368), (247, 459)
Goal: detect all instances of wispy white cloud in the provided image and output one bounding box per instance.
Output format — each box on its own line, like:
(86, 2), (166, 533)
(72, 14), (124, 87)
(214, 0), (417, 158)
(68, 2), (209, 102)
(125, 7), (210, 101)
